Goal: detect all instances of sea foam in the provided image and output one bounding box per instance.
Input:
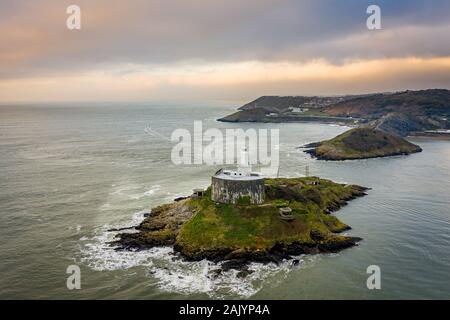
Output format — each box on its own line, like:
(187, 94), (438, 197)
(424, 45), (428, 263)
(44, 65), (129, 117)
(78, 211), (318, 299)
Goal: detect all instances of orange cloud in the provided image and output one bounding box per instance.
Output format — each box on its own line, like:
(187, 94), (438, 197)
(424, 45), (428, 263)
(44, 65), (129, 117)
(1, 57), (450, 102)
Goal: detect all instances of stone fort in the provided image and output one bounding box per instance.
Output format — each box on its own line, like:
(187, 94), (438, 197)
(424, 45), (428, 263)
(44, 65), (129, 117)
(211, 150), (265, 205)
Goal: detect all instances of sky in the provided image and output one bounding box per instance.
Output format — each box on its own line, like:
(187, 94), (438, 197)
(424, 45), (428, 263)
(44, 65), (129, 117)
(1, 0), (450, 103)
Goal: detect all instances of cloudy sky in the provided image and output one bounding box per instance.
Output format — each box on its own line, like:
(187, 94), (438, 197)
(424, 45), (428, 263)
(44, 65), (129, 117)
(1, 0), (450, 103)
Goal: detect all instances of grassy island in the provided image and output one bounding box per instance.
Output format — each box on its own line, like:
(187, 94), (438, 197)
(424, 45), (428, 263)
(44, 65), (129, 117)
(116, 177), (368, 266)
(304, 128), (422, 160)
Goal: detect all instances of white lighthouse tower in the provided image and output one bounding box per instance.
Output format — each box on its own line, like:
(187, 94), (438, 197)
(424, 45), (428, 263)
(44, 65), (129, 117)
(238, 148), (251, 176)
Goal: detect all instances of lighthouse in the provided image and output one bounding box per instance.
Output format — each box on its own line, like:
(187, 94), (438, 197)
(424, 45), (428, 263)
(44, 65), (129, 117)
(211, 148), (265, 205)
(238, 148), (251, 175)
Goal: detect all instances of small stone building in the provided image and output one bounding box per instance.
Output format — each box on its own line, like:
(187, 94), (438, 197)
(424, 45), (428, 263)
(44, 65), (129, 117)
(279, 207), (294, 221)
(192, 188), (205, 198)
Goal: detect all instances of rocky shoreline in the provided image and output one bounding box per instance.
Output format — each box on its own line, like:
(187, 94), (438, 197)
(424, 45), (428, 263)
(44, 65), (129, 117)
(304, 147), (420, 161)
(301, 128), (422, 161)
(113, 199), (195, 250)
(113, 178), (368, 271)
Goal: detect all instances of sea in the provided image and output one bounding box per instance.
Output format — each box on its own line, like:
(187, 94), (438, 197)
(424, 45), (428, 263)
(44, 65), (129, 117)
(0, 102), (449, 299)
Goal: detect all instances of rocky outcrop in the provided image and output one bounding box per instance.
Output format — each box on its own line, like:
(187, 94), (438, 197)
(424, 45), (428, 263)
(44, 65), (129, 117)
(115, 178), (368, 267)
(303, 128), (422, 160)
(113, 199), (195, 250)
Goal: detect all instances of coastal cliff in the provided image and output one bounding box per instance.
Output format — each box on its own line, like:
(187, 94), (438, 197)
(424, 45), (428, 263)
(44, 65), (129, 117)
(218, 89), (450, 137)
(115, 177), (368, 268)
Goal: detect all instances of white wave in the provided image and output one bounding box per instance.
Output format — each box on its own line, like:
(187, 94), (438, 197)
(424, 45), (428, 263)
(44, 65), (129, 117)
(144, 185), (161, 196)
(109, 184), (164, 201)
(110, 185), (140, 196)
(131, 211), (147, 224)
(129, 185), (164, 200)
(78, 210), (323, 299)
(79, 224), (155, 271)
(146, 254), (318, 299)
(80, 237), (155, 271)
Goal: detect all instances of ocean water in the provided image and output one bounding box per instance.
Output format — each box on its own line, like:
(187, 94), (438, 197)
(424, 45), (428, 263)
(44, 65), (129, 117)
(0, 103), (449, 299)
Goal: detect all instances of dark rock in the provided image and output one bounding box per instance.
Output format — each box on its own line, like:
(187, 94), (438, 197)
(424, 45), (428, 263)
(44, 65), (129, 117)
(236, 269), (254, 278)
(115, 199), (194, 251)
(107, 226), (135, 232)
(112, 232), (176, 250)
(304, 148), (317, 158)
(299, 142), (321, 149)
(317, 237), (362, 252)
(221, 259), (248, 271)
(310, 229), (326, 241)
(210, 269), (223, 279)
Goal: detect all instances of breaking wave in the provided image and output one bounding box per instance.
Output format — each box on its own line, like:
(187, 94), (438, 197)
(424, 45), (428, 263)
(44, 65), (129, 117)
(78, 211), (321, 299)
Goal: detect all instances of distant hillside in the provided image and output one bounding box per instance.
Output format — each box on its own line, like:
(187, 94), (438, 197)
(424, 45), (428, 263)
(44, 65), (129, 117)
(239, 96), (311, 112)
(323, 89), (450, 118)
(219, 95), (360, 124)
(323, 89), (450, 136)
(218, 89), (450, 136)
(238, 95), (351, 112)
(304, 128), (422, 160)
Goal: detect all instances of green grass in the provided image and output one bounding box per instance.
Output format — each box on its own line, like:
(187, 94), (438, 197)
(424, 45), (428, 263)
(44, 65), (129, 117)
(176, 177), (364, 253)
(314, 128), (422, 160)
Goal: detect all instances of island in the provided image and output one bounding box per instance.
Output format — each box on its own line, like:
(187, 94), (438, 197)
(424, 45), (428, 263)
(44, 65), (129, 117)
(302, 128), (422, 160)
(114, 174), (368, 272)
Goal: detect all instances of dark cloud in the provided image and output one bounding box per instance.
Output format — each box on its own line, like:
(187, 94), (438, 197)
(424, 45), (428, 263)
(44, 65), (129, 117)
(0, 0), (450, 79)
